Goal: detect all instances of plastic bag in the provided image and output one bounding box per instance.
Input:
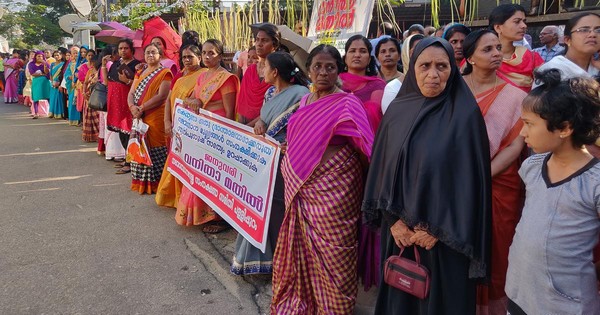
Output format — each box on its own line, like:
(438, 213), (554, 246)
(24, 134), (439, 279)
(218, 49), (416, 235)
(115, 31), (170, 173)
(126, 119), (152, 166)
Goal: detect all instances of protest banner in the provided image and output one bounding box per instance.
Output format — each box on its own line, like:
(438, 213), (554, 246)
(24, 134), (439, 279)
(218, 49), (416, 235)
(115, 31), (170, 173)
(306, 0), (376, 53)
(167, 105), (281, 252)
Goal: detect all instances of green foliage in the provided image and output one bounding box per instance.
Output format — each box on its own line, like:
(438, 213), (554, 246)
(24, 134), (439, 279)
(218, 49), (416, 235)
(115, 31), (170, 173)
(0, 1), (72, 49)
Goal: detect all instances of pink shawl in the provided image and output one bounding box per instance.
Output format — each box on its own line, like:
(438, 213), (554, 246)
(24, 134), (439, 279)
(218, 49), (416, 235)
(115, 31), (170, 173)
(286, 92), (374, 181)
(339, 72), (386, 132)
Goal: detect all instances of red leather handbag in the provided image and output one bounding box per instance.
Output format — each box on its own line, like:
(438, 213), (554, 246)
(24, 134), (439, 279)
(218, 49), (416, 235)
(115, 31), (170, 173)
(384, 245), (430, 299)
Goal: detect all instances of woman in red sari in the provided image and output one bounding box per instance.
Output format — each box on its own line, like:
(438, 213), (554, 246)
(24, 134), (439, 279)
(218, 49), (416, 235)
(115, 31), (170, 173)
(236, 23), (279, 124)
(107, 39), (140, 174)
(462, 30), (527, 315)
(126, 43), (172, 194)
(175, 39), (239, 233)
(489, 4), (543, 92)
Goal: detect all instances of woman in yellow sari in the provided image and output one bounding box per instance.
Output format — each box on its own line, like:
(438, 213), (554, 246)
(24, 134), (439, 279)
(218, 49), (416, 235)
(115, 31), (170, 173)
(176, 39), (239, 233)
(127, 43), (173, 194)
(155, 44), (205, 207)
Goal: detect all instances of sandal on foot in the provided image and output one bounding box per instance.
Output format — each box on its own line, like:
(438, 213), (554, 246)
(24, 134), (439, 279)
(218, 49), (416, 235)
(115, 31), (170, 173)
(114, 162), (126, 168)
(115, 166), (131, 174)
(202, 222), (230, 234)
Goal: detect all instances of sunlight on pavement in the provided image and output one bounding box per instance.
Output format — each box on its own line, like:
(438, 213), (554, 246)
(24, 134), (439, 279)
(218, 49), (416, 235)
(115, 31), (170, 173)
(4, 175), (92, 185)
(0, 147), (96, 157)
(13, 187), (61, 193)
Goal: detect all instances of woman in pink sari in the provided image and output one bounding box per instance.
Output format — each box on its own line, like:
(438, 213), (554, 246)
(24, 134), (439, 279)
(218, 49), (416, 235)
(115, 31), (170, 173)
(4, 50), (23, 103)
(340, 34), (386, 291)
(462, 30), (527, 315)
(271, 44), (374, 315)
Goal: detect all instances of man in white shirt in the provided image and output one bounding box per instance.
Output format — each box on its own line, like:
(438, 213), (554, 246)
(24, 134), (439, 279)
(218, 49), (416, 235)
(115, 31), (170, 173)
(533, 25), (565, 62)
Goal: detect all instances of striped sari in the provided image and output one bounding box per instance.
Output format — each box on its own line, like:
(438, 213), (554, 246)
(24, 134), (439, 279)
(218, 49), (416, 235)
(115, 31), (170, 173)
(271, 92), (374, 315)
(155, 67), (206, 208)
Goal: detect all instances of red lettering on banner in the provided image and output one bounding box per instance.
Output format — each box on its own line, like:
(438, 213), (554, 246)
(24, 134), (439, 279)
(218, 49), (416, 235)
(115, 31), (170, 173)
(169, 154), (265, 243)
(315, 0), (357, 32)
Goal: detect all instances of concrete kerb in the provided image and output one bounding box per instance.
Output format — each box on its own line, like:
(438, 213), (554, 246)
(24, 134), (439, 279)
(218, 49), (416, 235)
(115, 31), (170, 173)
(184, 236), (261, 313)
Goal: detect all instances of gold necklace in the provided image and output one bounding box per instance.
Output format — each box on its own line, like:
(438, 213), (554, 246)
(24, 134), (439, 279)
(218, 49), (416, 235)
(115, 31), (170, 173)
(470, 72), (498, 97)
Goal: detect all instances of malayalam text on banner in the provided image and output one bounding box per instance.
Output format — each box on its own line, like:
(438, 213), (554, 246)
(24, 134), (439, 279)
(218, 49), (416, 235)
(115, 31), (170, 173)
(307, 0), (376, 53)
(167, 106), (280, 252)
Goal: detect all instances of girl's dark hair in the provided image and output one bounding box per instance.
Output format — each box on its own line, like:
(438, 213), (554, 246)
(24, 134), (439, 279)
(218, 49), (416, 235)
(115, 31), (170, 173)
(343, 34), (378, 76)
(203, 39), (227, 69)
(248, 46), (256, 52)
(255, 23), (281, 50)
(117, 38), (135, 54)
(180, 31), (201, 68)
(375, 37), (401, 57)
(443, 24), (471, 41)
(409, 34), (425, 50)
(527, 69), (600, 148)
(266, 51), (309, 86)
(563, 12), (600, 55)
(144, 43), (163, 58)
(182, 31), (200, 47)
(461, 30), (497, 75)
(306, 44), (344, 75)
(488, 4), (526, 29)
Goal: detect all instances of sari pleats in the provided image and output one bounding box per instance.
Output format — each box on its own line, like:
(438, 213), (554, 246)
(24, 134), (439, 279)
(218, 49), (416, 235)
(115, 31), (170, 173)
(272, 145), (362, 315)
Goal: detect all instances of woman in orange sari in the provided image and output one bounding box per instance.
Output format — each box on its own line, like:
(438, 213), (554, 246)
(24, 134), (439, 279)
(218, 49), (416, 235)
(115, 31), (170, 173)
(127, 43), (173, 194)
(176, 39), (238, 233)
(462, 30), (527, 315)
(155, 44), (205, 208)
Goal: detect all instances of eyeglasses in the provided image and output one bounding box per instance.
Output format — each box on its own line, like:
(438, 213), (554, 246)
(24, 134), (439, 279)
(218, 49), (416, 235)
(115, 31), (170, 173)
(145, 51), (159, 56)
(182, 55), (197, 60)
(310, 64), (337, 74)
(572, 27), (600, 35)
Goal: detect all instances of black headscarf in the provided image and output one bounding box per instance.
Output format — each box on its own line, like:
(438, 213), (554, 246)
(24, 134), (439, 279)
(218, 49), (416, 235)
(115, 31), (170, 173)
(362, 37), (491, 279)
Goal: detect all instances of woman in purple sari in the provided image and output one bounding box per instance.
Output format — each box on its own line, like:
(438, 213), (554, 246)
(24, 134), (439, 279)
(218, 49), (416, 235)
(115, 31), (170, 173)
(29, 51), (51, 119)
(4, 50), (23, 104)
(271, 44), (374, 315)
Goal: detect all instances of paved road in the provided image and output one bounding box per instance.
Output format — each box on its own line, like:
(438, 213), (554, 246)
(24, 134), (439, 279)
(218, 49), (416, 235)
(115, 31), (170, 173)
(0, 100), (250, 314)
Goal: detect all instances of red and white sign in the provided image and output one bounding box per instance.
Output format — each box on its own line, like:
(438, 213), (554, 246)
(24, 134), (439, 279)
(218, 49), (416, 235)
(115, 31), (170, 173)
(307, 0), (376, 52)
(167, 106), (280, 252)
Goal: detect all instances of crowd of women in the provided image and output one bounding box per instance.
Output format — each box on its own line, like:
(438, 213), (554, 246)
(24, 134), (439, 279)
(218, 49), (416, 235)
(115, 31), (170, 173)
(3, 5), (600, 314)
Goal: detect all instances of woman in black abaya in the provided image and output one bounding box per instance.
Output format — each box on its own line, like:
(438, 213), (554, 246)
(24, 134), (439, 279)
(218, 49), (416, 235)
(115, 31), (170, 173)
(362, 37), (492, 315)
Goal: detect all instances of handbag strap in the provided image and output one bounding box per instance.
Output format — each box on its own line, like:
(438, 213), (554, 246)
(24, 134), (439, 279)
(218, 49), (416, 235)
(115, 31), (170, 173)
(398, 246), (421, 264)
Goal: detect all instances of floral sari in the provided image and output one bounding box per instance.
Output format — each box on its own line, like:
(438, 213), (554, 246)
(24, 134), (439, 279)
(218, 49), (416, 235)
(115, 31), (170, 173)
(155, 67), (206, 208)
(271, 92), (374, 314)
(130, 67), (173, 194)
(175, 68), (239, 226)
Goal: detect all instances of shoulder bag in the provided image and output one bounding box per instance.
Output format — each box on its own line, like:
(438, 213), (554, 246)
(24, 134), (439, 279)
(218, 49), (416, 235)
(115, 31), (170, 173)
(88, 82), (108, 111)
